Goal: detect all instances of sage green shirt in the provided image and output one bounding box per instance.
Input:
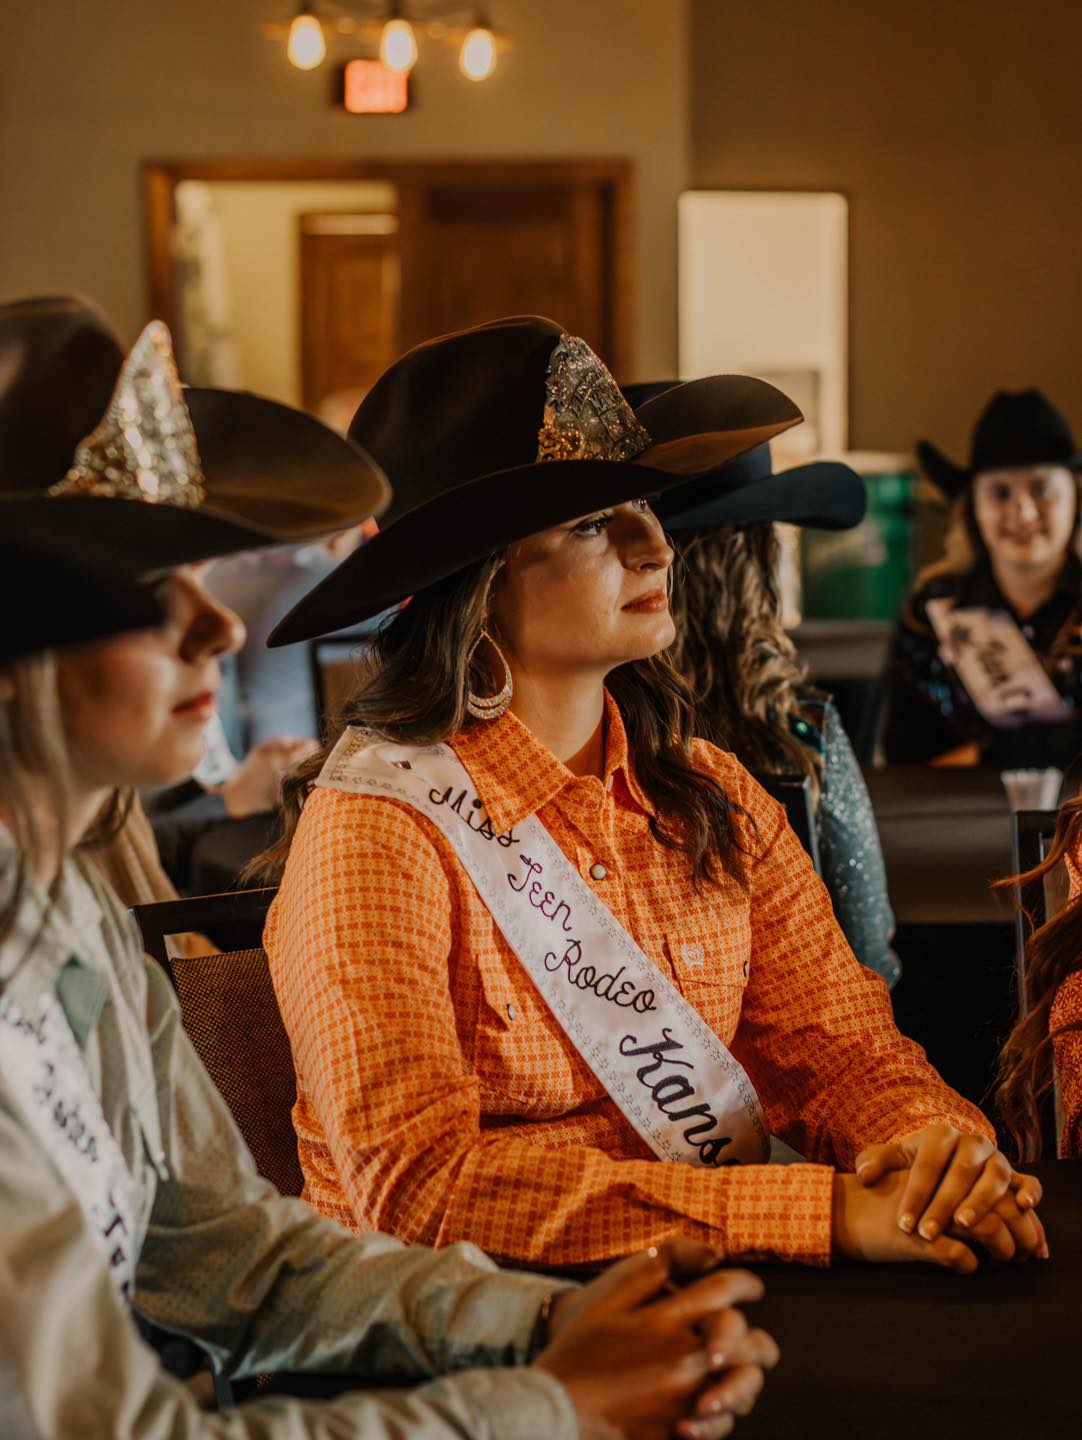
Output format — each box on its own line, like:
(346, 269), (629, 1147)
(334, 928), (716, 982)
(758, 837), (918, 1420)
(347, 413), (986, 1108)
(0, 832), (577, 1439)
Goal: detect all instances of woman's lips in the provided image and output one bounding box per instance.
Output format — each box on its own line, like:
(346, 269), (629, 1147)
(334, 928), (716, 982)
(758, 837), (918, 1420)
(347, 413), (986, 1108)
(623, 589), (669, 614)
(172, 691), (218, 721)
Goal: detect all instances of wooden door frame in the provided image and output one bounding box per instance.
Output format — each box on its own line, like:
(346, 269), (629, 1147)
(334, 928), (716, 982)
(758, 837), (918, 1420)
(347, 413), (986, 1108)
(143, 157), (634, 376)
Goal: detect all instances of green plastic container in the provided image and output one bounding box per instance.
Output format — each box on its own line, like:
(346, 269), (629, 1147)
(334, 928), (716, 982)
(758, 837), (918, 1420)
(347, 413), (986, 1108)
(800, 456), (917, 621)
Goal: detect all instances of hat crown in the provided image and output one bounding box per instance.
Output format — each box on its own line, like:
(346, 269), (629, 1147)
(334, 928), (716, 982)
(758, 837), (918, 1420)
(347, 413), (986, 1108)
(970, 388), (1078, 473)
(0, 295), (126, 496)
(349, 315), (628, 525)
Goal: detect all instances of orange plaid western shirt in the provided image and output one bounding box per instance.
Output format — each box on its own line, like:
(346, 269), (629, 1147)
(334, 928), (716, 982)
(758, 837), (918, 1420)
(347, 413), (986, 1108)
(266, 694), (993, 1268)
(1052, 840), (1082, 1156)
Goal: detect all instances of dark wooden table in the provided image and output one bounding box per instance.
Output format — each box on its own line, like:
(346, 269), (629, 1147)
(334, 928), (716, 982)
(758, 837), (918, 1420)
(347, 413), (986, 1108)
(739, 1160), (1080, 1438)
(864, 766), (1013, 925)
(861, 766), (1018, 1105)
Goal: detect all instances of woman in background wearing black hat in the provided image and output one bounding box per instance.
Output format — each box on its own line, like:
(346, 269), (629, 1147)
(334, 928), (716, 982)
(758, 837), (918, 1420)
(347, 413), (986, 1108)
(622, 385), (898, 988)
(0, 299), (777, 1440)
(882, 390), (1082, 768)
(264, 317), (1041, 1280)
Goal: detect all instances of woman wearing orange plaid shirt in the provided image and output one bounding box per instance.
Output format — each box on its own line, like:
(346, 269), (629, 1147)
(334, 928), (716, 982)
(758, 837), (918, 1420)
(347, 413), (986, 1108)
(265, 317), (1045, 1275)
(997, 788), (1082, 1159)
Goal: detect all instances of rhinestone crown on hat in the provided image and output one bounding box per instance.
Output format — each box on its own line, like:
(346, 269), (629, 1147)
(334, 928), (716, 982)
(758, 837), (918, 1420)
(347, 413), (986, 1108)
(536, 333), (651, 464)
(48, 321), (206, 508)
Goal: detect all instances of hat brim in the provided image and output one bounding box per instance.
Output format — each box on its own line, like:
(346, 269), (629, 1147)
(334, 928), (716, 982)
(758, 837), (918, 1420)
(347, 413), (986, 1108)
(657, 460), (868, 533)
(2, 495), (275, 576)
(186, 388), (391, 537)
(269, 380), (802, 647)
(3, 390), (392, 578)
(918, 435), (1082, 501)
(916, 440), (970, 500)
(632, 375), (802, 474)
(1, 530), (165, 662)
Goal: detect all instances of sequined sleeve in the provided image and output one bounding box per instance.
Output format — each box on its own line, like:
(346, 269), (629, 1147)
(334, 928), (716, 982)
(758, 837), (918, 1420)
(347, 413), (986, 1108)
(816, 702), (900, 987)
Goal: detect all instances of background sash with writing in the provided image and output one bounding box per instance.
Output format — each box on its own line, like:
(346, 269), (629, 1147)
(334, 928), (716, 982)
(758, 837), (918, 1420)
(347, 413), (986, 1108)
(926, 598), (1070, 727)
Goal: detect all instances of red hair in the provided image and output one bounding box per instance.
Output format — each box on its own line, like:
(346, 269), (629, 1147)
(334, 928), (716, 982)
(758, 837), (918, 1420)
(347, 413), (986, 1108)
(995, 792), (1082, 1160)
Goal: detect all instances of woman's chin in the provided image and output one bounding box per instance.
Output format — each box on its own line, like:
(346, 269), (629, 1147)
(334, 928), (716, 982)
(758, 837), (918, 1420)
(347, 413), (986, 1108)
(997, 541), (1058, 570)
(149, 743), (210, 791)
(642, 613), (677, 652)
(619, 618), (677, 663)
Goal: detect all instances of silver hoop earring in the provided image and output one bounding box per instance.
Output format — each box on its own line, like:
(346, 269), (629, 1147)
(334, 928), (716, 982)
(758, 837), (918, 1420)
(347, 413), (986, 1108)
(466, 630), (513, 721)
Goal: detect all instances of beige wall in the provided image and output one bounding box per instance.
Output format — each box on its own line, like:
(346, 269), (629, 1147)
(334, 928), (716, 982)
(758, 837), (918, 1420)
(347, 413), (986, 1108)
(690, 0), (1082, 454)
(194, 180), (395, 404)
(0, 0), (689, 374)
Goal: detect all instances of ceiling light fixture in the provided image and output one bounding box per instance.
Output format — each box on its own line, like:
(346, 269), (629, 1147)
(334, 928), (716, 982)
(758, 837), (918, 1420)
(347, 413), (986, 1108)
(380, 2), (419, 73)
(287, 1), (327, 69)
(273, 3), (508, 84)
(459, 12), (496, 81)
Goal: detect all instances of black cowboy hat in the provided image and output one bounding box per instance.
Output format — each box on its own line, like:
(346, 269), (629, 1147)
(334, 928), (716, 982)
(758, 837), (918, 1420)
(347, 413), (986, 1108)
(268, 316), (802, 645)
(1, 529), (164, 663)
(0, 295), (390, 576)
(621, 381), (866, 532)
(917, 389), (1082, 502)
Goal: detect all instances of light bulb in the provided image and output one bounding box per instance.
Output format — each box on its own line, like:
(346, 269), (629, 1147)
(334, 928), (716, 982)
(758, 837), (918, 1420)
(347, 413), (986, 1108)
(459, 26), (496, 81)
(380, 17), (418, 74)
(287, 10), (326, 70)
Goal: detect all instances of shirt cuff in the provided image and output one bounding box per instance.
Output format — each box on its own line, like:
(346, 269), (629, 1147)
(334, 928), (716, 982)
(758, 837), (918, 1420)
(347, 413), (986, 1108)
(880, 1108), (997, 1149)
(442, 1254), (577, 1368)
(417, 1366), (580, 1440)
(719, 1163), (835, 1266)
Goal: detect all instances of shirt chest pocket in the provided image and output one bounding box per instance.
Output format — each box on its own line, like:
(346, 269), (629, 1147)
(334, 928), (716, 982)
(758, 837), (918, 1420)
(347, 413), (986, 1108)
(472, 958), (601, 1115)
(663, 921), (750, 1044)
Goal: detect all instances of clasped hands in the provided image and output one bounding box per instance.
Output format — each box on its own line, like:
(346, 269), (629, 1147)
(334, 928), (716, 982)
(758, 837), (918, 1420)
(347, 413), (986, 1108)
(536, 1235), (778, 1440)
(834, 1123), (1047, 1272)
(534, 1129), (1044, 1438)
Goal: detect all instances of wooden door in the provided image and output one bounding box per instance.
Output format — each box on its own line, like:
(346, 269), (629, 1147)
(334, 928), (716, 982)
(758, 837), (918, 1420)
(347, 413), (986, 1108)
(145, 161), (633, 388)
(396, 164), (630, 376)
(298, 215), (400, 419)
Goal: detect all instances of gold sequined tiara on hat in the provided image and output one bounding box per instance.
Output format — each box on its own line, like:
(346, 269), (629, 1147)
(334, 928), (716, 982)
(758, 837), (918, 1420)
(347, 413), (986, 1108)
(49, 320), (206, 509)
(536, 333), (651, 464)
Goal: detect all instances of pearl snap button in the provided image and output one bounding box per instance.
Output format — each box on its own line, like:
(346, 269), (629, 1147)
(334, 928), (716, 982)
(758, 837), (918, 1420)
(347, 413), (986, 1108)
(507, 1004), (516, 1020)
(590, 863), (607, 881)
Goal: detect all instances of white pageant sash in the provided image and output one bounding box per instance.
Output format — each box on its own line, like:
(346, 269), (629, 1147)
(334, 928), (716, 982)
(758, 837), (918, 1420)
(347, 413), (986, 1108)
(0, 992), (139, 1301)
(926, 598), (1070, 727)
(316, 729), (769, 1166)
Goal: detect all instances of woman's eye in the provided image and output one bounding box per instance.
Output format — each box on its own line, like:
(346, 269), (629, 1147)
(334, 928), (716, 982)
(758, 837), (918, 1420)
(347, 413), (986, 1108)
(992, 485), (1012, 503)
(574, 512), (613, 536)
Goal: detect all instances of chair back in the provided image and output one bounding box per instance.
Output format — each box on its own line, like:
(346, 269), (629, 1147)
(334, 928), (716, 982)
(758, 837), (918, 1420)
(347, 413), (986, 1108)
(131, 887), (303, 1197)
(751, 771), (822, 874)
(308, 635), (372, 737)
(1009, 809), (1068, 1157)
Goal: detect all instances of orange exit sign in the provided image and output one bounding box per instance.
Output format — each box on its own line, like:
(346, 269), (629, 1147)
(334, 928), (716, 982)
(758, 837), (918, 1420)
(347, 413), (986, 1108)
(338, 60), (410, 115)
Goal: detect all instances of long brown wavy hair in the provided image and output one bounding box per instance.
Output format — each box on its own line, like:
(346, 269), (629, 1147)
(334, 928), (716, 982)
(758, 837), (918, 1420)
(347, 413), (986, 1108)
(994, 791), (1082, 1160)
(258, 551), (757, 888)
(667, 524), (822, 795)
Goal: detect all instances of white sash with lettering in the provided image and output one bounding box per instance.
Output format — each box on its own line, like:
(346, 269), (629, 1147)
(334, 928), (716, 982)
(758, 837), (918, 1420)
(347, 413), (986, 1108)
(317, 728), (769, 1165)
(926, 598), (1070, 727)
(0, 992), (139, 1301)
